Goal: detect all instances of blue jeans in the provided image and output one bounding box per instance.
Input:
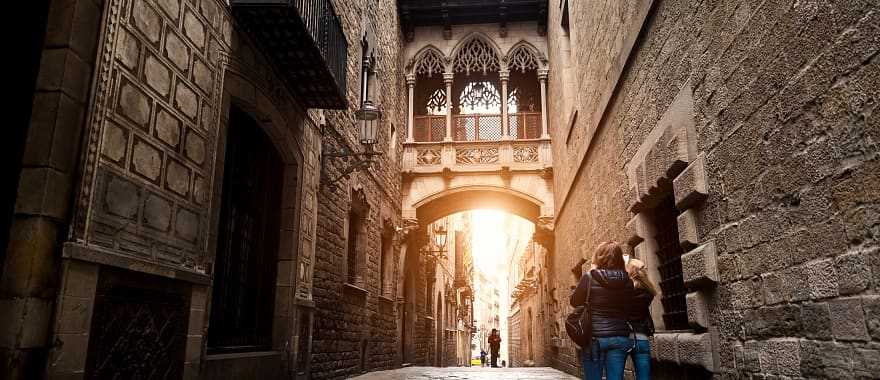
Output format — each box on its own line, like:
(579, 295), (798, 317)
(581, 336), (633, 380)
(630, 338), (651, 380)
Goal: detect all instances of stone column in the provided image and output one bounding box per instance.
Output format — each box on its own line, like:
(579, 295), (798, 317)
(500, 70), (510, 140)
(538, 69), (550, 139)
(406, 74), (415, 142)
(443, 72), (454, 141)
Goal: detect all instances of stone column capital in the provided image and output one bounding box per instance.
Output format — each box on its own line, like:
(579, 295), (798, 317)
(537, 69), (549, 81)
(406, 73), (416, 86)
(499, 70), (510, 82)
(443, 72), (455, 84)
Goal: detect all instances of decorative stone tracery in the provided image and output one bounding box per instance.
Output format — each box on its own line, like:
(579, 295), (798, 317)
(414, 48), (446, 77)
(453, 37), (500, 76)
(507, 44), (540, 73)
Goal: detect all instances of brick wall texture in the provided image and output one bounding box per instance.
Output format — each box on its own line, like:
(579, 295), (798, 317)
(547, 0), (878, 378)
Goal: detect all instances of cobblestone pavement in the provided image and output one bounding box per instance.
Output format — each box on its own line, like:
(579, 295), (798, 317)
(348, 366), (579, 380)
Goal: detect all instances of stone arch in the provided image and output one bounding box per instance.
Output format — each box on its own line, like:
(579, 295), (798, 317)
(412, 185), (543, 224)
(409, 45), (448, 77)
(451, 32), (504, 75)
(505, 40), (546, 72)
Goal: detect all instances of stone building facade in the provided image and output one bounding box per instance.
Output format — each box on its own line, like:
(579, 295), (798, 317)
(5, 0), (406, 379)
(546, 0), (879, 378)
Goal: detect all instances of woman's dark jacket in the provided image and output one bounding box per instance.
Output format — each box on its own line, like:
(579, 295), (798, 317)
(569, 268), (655, 337)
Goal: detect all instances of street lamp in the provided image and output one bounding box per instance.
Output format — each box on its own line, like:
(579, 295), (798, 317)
(425, 223), (448, 261)
(322, 100), (383, 189)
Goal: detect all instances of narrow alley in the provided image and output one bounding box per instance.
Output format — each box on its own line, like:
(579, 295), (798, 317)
(5, 0), (879, 379)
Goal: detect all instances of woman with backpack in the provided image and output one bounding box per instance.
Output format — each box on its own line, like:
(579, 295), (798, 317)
(569, 241), (650, 380)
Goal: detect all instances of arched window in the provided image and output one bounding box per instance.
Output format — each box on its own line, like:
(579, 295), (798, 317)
(414, 49), (445, 78)
(453, 38), (499, 76)
(426, 88), (447, 115)
(507, 44), (540, 73)
(458, 81), (501, 114)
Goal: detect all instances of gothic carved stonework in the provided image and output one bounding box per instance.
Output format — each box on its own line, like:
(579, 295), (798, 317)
(413, 47), (446, 77)
(417, 148), (442, 165)
(513, 145), (539, 163)
(456, 147), (499, 164)
(507, 44), (540, 73)
(453, 37), (499, 76)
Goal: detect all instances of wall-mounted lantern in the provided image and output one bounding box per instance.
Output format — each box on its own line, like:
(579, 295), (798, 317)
(425, 223), (448, 261)
(321, 54), (383, 189)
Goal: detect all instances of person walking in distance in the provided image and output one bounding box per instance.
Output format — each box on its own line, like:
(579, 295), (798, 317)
(488, 329), (502, 368)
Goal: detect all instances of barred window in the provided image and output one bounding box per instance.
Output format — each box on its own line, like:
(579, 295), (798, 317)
(650, 194), (689, 330)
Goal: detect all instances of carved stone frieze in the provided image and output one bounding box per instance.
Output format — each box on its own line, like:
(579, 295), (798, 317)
(455, 146), (498, 164)
(417, 148), (442, 165)
(513, 144), (539, 163)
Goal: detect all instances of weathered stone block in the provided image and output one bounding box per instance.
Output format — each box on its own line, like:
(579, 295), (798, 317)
(38, 48), (92, 102)
(673, 153), (709, 210)
(183, 9), (205, 49)
(104, 174), (140, 220)
(756, 338), (800, 377)
(144, 53), (172, 97)
(185, 336), (202, 364)
(62, 260), (99, 299)
(760, 271), (786, 305)
(45, 0), (102, 60)
(734, 343), (759, 373)
(156, 0), (180, 21)
(184, 129), (206, 165)
(829, 297), (869, 341)
(800, 302), (832, 340)
(56, 295), (94, 334)
(677, 333), (715, 371)
(681, 240), (718, 289)
(743, 305), (801, 339)
(192, 175), (207, 205)
(652, 332), (678, 363)
(47, 333), (90, 372)
(132, 0), (162, 45)
(101, 121), (128, 164)
(192, 59), (213, 95)
(835, 251), (871, 295)
(131, 138), (163, 182)
(143, 193), (172, 231)
(853, 348), (880, 379)
(864, 295), (880, 340)
(166, 159), (191, 197)
(800, 340), (853, 378)
(164, 30), (190, 72)
(175, 82), (199, 120)
(686, 292), (709, 330)
(15, 167), (71, 219)
(802, 259), (839, 301)
(677, 208), (701, 250)
(175, 208), (199, 243)
(724, 277), (763, 310)
(156, 107), (182, 148)
(117, 81), (152, 129)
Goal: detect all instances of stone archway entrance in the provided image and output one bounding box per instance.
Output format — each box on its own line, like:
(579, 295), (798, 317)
(397, 182), (554, 367)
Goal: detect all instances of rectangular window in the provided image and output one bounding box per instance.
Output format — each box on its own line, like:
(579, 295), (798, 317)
(208, 107), (283, 353)
(347, 210), (362, 285)
(650, 194), (689, 330)
(560, 0), (570, 33)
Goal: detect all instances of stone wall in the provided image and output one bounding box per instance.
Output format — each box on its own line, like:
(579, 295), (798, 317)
(546, 0), (879, 378)
(6, 0), (332, 378)
(309, 0), (406, 378)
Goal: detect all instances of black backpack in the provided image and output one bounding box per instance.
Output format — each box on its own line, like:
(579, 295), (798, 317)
(564, 273), (592, 347)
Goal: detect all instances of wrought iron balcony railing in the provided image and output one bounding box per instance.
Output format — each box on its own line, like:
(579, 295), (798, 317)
(230, 0), (348, 109)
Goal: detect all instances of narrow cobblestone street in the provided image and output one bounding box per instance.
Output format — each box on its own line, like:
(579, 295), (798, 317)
(349, 367), (578, 380)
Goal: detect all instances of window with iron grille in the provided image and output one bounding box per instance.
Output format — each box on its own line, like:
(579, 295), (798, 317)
(208, 107), (283, 353)
(650, 194), (689, 330)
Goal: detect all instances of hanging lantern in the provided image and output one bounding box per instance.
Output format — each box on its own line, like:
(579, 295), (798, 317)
(355, 100), (381, 146)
